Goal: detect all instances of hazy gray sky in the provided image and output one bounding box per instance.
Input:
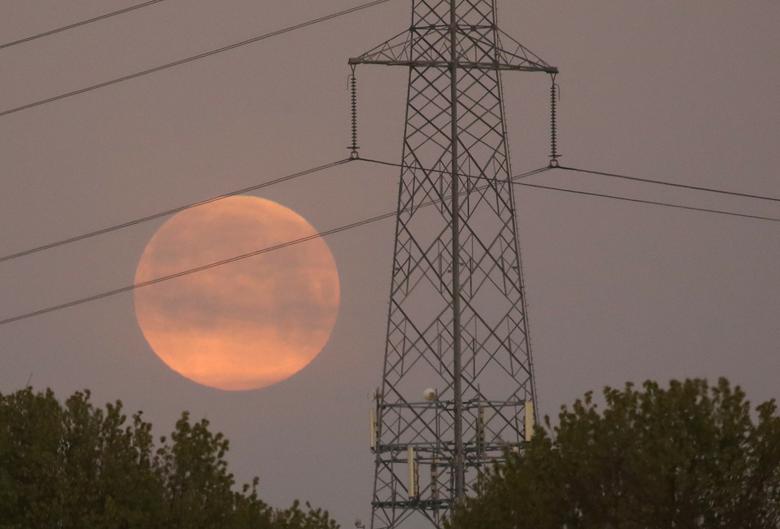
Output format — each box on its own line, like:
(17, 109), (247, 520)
(1, 1), (778, 525)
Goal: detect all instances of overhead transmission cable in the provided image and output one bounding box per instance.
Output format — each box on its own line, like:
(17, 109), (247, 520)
(517, 180), (780, 223)
(558, 166), (780, 203)
(0, 0), (395, 118)
(359, 158), (780, 224)
(0, 159), (350, 264)
(5, 162), (778, 328)
(0, 0), (168, 51)
(0, 209), (396, 327)
(3, 153), (777, 268)
(3, 153), (778, 266)
(0, 158), (535, 264)
(0, 165), (547, 327)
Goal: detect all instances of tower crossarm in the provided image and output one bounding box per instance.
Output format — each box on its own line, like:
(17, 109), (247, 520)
(349, 26), (558, 74)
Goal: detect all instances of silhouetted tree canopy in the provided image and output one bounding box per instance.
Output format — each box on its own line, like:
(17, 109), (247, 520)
(449, 378), (780, 529)
(0, 387), (339, 529)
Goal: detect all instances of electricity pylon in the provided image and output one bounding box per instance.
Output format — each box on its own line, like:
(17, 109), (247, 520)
(349, 2), (557, 528)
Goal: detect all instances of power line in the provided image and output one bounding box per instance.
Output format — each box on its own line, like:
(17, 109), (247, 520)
(0, 0), (395, 118)
(559, 165), (780, 204)
(0, 206), (395, 327)
(360, 158), (780, 224)
(0, 165), (546, 327)
(516, 180), (780, 224)
(3, 153), (776, 268)
(0, 159), (351, 264)
(3, 160), (777, 327)
(0, 0), (167, 51)
(7, 153), (769, 268)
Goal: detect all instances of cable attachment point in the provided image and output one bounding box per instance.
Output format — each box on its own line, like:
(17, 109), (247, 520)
(549, 73), (561, 168)
(348, 65), (360, 160)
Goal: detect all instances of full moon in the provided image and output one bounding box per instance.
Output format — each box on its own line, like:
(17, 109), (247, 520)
(133, 196), (340, 391)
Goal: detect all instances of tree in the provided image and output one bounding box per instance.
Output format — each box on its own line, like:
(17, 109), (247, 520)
(0, 387), (338, 529)
(449, 378), (780, 529)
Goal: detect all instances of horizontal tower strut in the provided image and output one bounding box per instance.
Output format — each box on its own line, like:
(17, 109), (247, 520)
(350, 26), (558, 73)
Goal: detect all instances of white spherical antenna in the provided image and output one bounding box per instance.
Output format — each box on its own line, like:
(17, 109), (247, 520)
(423, 388), (438, 401)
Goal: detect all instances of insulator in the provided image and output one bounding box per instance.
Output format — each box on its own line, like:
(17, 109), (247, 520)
(349, 67), (360, 159)
(549, 74), (560, 167)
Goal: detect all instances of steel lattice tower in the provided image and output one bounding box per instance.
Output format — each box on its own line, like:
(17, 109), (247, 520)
(350, 2), (557, 528)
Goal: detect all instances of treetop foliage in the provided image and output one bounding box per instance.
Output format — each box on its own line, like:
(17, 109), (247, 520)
(449, 378), (780, 529)
(0, 387), (339, 529)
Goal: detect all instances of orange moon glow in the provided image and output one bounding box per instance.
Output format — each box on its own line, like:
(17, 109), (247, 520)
(133, 196), (340, 391)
